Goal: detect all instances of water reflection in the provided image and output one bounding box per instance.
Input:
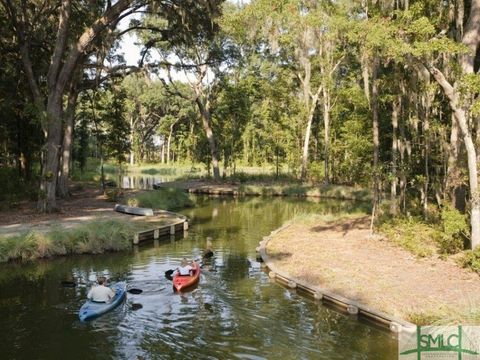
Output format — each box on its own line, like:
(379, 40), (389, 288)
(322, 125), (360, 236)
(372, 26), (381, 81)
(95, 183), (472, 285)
(119, 175), (166, 190)
(0, 196), (396, 359)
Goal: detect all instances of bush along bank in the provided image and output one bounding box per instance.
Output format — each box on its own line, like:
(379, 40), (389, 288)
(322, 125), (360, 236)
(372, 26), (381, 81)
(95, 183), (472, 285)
(378, 205), (480, 274)
(127, 187), (194, 211)
(0, 220), (135, 263)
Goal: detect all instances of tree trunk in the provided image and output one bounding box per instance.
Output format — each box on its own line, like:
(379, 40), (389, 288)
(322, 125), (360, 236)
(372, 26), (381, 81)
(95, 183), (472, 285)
(370, 58), (380, 233)
(446, 114), (461, 208)
(167, 124), (173, 164)
(362, 53), (371, 106)
(423, 101), (430, 218)
(322, 87), (331, 184)
(195, 97), (220, 180)
(417, 64), (434, 218)
(299, 55), (312, 181)
(58, 86), (78, 198)
(399, 82), (407, 212)
(390, 96), (400, 215)
(456, 108), (480, 249)
(38, 95), (64, 212)
(129, 116), (135, 166)
(301, 89), (321, 180)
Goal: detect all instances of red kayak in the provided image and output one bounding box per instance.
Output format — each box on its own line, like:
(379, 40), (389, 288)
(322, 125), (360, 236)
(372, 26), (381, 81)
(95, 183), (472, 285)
(173, 261), (200, 292)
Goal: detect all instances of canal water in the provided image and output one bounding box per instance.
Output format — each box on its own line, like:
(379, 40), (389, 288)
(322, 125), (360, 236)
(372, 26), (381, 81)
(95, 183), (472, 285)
(0, 196), (397, 359)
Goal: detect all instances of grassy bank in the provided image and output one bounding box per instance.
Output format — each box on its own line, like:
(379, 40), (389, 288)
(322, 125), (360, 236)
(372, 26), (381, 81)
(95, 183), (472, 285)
(237, 183), (371, 201)
(0, 220), (135, 263)
(126, 187), (193, 211)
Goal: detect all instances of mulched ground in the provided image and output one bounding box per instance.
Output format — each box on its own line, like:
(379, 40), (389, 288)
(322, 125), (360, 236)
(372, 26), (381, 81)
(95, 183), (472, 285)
(0, 186), (124, 226)
(266, 216), (480, 325)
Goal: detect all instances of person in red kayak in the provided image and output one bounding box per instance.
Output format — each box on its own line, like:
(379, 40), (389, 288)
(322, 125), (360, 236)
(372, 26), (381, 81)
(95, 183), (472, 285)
(176, 258), (195, 276)
(87, 277), (116, 302)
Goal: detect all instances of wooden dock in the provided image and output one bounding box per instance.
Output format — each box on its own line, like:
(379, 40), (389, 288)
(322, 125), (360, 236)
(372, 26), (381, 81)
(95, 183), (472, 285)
(133, 217), (189, 245)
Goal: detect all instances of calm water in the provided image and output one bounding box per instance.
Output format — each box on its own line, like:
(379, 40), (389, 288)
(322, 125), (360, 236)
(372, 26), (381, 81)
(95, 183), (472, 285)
(119, 175), (165, 190)
(0, 196), (396, 359)
(116, 168), (201, 189)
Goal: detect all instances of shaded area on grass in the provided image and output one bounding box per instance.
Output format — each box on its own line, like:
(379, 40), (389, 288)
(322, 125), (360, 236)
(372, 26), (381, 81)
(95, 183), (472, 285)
(311, 216), (369, 236)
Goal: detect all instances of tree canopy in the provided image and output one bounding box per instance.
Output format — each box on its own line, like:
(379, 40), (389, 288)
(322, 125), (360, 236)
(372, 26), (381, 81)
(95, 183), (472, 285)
(2, 0), (480, 249)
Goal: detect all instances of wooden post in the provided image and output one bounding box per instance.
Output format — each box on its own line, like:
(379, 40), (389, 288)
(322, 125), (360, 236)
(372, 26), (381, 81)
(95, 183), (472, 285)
(183, 220), (189, 231)
(154, 229), (159, 239)
(133, 233), (139, 245)
(390, 322), (402, 333)
(170, 225), (175, 235)
(347, 305), (359, 315)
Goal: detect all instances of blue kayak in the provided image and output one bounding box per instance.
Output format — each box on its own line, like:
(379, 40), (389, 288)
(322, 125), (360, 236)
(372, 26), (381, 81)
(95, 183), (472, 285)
(79, 282), (126, 321)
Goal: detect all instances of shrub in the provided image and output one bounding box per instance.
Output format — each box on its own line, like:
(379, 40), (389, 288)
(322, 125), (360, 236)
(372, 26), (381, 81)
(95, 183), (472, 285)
(379, 217), (440, 257)
(461, 247), (480, 274)
(308, 161), (324, 183)
(230, 172), (250, 183)
(438, 205), (468, 254)
(128, 188), (193, 211)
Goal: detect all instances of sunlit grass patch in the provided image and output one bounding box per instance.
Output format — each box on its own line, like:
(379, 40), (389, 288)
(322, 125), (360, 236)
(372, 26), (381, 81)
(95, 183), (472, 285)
(237, 183), (371, 201)
(407, 304), (480, 326)
(127, 188), (193, 211)
(0, 220), (135, 263)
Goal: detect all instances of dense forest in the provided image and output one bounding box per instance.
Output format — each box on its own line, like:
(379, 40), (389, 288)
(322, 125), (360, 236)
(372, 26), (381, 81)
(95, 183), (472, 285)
(1, 0), (480, 249)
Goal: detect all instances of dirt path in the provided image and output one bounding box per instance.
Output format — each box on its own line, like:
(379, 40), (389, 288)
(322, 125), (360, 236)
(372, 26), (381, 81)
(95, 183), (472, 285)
(266, 216), (480, 324)
(0, 186), (181, 237)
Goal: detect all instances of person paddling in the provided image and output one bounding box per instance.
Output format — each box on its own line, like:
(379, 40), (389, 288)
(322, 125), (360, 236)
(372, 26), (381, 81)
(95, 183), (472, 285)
(202, 237), (214, 259)
(87, 277), (116, 303)
(176, 258), (195, 276)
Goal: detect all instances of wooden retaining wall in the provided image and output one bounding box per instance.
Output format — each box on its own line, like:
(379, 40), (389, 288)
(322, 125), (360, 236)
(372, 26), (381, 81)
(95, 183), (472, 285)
(257, 224), (417, 335)
(133, 217), (189, 245)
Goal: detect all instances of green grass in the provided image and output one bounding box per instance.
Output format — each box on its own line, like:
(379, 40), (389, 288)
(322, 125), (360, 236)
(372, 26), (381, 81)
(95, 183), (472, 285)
(407, 305), (480, 326)
(0, 220), (135, 263)
(459, 247), (480, 274)
(127, 188), (193, 211)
